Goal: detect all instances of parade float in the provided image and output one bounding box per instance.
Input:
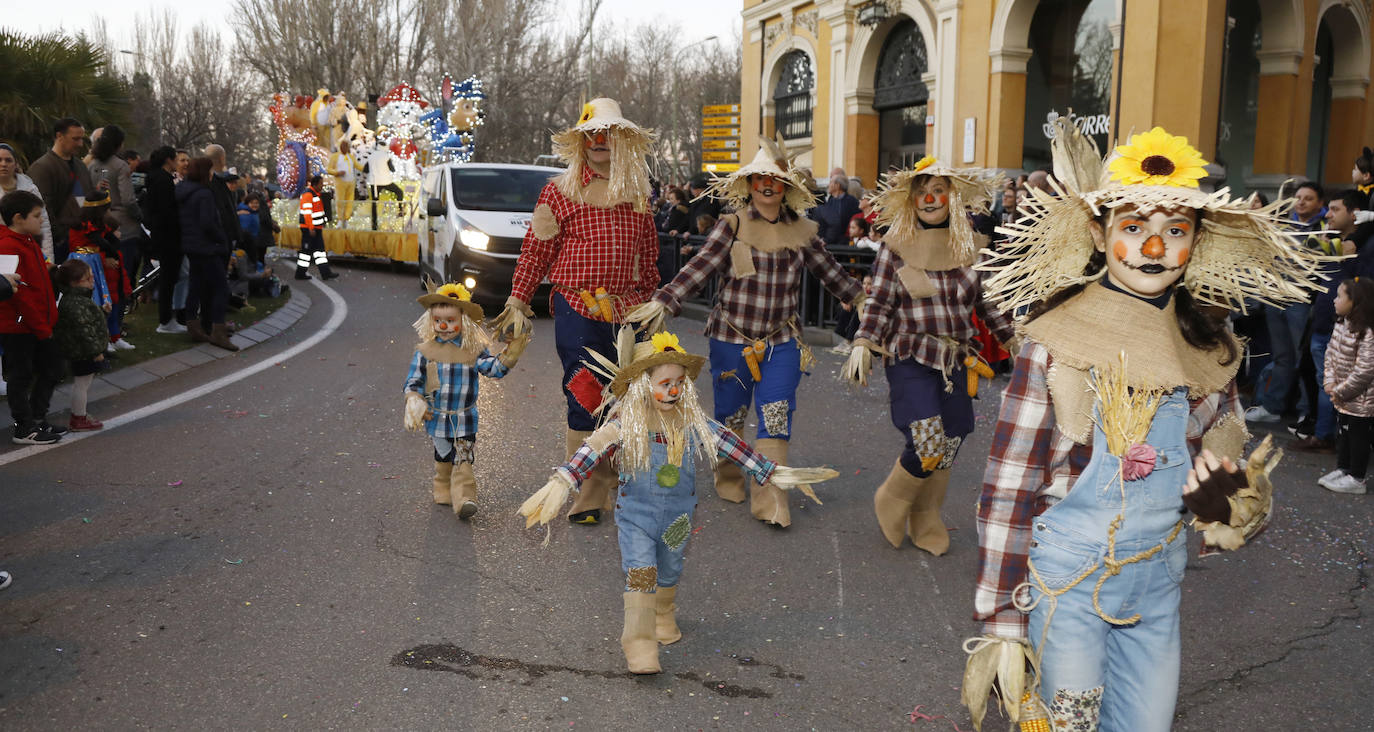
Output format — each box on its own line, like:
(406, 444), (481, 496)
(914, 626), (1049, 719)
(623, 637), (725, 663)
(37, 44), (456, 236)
(270, 76), (486, 265)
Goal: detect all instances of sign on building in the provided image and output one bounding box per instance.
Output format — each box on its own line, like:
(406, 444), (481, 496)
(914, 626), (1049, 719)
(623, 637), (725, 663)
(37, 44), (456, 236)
(701, 103), (742, 174)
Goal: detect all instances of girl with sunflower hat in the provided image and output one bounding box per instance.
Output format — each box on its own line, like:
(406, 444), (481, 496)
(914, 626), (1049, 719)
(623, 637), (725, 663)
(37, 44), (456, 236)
(518, 328), (838, 674)
(839, 156), (1013, 556)
(962, 119), (1326, 732)
(404, 282), (530, 520)
(626, 138), (864, 528)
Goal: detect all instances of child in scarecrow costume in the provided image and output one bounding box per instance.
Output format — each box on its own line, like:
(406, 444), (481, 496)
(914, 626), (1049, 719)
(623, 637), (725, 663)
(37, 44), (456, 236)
(961, 120), (1323, 732)
(627, 138), (864, 527)
(518, 329), (838, 674)
(404, 283), (530, 519)
(839, 157), (1011, 555)
(494, 98), (661, 527)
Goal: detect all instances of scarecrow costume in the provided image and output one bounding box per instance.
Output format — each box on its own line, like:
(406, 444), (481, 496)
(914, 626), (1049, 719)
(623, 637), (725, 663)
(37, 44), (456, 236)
(962, 120), (1323, 732)
(518, 329), (838, 674)
(404, 283), (529, 519)
(840, 157), (1011, 555)
(495, 97), (660, 526)
(627, 139), (863, 527)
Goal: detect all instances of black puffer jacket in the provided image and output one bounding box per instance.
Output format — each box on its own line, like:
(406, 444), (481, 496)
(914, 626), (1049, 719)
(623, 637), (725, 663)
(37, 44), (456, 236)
(176, 181), (228, 257)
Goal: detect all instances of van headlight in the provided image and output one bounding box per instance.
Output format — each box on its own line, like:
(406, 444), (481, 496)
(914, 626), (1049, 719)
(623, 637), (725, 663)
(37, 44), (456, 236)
(459, 225), (489, 251)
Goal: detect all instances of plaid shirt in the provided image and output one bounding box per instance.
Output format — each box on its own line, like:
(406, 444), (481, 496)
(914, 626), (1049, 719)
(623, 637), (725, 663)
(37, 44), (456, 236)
(403, 335), (509, 439)
(556, 418), (777, 489)
(855, 245), (1015, 369)
(974, 340), (1244, 638)
(510, 168), (659, 321)
(652, 209), (863, 345)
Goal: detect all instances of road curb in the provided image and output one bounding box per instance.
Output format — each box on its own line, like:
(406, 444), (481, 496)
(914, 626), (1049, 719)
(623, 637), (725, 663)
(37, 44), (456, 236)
(48, 287), (314, 410)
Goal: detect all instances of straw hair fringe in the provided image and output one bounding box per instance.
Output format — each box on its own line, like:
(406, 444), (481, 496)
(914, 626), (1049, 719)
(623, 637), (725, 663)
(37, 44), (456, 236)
(873, 166), (1003, 263)
(551, 125), (657, 213)
(612, 375), (718, 476)
(412, 309), (495, 351)
(702, 171), (816, 214)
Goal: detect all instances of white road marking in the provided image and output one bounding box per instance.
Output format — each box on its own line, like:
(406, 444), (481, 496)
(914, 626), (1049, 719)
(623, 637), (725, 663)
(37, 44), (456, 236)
(0, 280), (346, 467)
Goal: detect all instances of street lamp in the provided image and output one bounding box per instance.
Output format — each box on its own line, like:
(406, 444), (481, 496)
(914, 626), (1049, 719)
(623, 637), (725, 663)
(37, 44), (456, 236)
(671, 35), (719, 184)
(857, 1), (894, 28)
(120, 49), (164, 146)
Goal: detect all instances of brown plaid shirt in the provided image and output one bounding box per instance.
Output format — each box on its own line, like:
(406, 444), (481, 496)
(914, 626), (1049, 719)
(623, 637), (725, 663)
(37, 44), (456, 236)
(652, 209), (863, 345)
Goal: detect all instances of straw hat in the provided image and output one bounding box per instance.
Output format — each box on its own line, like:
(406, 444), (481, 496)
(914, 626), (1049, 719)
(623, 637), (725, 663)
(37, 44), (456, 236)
(979, 117), (1330, 314)
(701, 134), (816, 214)
(870, 156), (1005, 263)
(548, 97), (656, 212)
(607, 332), (706, 398)
(417, 282), (484, 321)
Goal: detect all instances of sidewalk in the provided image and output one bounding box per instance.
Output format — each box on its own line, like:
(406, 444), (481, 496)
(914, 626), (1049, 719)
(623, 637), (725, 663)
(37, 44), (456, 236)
(45, 289), (313, 410)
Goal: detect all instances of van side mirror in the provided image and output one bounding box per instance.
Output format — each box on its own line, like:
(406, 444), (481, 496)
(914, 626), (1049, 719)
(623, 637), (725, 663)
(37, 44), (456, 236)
(426, 197), (446, 218)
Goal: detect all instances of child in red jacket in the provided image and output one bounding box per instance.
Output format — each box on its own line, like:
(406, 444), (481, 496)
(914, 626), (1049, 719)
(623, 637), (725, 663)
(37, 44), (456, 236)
(0, 190), (63, 444)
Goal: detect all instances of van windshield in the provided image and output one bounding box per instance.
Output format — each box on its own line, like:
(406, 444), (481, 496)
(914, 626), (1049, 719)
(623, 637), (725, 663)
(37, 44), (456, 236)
(450, 167), (557, 212)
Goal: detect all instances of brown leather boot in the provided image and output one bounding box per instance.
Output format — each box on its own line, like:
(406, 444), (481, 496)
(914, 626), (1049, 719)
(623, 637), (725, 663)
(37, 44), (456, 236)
(713, 460), (747, 503)
(451, 462), (477, 519)
(432, 461), (453, 505)
(750, 438), (791, 527)
(621, 592), (661, 674)
(186, 320), (210, 343)
(873, 460), (922, 548)
(208, 323), (239, 351)
(655, 585), (682, 645)
(907, 468), (952, 556)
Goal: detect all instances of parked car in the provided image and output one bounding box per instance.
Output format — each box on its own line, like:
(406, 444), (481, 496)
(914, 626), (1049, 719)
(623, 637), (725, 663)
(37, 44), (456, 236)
(418, 162), (561, 306)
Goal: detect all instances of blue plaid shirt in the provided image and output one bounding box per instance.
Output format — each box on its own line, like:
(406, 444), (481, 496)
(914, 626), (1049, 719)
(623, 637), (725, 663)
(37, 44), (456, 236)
(404, 335), (509, 439)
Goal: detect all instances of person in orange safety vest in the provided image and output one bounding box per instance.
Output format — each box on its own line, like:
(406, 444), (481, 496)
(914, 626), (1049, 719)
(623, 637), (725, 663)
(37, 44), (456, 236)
(296, 174), (338, 281)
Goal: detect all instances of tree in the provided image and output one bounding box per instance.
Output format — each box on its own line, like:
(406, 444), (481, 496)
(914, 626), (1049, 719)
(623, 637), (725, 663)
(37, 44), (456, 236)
(0, 30), (128, 165)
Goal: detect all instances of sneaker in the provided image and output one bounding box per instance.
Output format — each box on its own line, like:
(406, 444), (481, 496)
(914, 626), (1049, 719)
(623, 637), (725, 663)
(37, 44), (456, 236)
(0, 379), (6, 396)
(1325, 473), (1368, 494)
(1291, 436), (1335, 453)
(1319, 469), (1347, 488)
(68, 415), (104, 431)
(12, 424), (59, 445)
(1245, 405), (1282, 423)
(38, 421), (69, 437)
(113, 339), (136, 351)
(0, 571), (10, 590)
(458, 501), (478, 520)
(1287, 420), (1315, 440)
(106, 343), (116, 355)
(156, 321), (188, 334)
(322, 271), (340, 281)
(568, 509), (601, 525)
(294, 273), (312, 281)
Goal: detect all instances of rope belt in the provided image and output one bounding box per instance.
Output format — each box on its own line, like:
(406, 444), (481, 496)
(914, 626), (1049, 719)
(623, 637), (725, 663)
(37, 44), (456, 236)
(722, 314), (815, 373)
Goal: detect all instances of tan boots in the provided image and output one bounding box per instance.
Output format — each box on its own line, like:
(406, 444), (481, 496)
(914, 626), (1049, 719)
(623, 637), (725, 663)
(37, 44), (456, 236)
(713, 461), (748, 503)
(621, 592), (661, 674)
(873, 460), (951, 555)
(432, 461), (454, 505)
(451, 462), (478, 519)
(566, 428), (617, 524)
(655, 585), (682, 645)
(750, 438), (792, 527)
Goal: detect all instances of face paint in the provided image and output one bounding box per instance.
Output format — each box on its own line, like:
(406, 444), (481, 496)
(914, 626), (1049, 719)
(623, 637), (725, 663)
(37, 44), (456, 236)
(913, 175), (952, 226)
(649, 363), (688, 412)
(1098, 206), (1198, 297)
(1141, 235), (1166, 259)
(1175, 247), (1190, 267)
(431, 308), (462, 336)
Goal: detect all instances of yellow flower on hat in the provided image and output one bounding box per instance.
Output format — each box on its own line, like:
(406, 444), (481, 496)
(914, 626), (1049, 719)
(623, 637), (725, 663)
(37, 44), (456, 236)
(436, 283), (472, 301)
(913, 156), (936, 173)
(1108, 127), (1209, 188)
(577, 103), (595, 125)
(651, 332), (682, 353)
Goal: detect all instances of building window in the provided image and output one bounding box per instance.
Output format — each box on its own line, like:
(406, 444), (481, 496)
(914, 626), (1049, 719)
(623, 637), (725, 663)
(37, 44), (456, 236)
(1021, 0), (1116, 171)
(874, 19), (930, 173)
(1216, 0), (1261, 194)
(774, 51), (814, 140)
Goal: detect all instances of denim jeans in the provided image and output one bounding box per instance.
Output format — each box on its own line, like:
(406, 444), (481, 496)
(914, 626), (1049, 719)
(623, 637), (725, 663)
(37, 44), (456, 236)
(552, 292), (620, 431)
(1259, 302), (1311, 415)
(615, 438), (698, 591)
(709, 338), (802, 440)
(1026, 389), (1191, 732)
(1311, 332), (1335, 440)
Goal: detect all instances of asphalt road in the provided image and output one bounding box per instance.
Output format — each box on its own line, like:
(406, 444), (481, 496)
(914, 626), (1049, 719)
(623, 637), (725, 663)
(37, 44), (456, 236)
(1, 263), (1369, 730)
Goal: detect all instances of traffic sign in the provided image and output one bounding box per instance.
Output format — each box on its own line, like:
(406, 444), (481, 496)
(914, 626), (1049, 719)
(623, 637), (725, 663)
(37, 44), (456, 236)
(702, 163), (740, 173)
(702, 103), (740, 115)
(702, 139), (740, 150)
(703, 127), (741, 138)
(702, 115), (740, 127)
(702, 151), (740, 162)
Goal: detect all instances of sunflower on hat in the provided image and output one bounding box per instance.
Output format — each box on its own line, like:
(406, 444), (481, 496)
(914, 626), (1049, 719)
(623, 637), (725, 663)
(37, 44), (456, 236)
(549, 97), (657, 212)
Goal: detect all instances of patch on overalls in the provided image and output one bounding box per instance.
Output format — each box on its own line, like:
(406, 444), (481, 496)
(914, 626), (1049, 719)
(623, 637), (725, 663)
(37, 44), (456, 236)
(1048, 686), (1103, 732)
(760, 400), (790, 436)
(909, 416), (945, 461)
(723, 404), (749, 432)
(936, 435), (961, 470)
(661, 514), (691, 551)
(625, 566), (658, 592)
(454, 439), (476, 465)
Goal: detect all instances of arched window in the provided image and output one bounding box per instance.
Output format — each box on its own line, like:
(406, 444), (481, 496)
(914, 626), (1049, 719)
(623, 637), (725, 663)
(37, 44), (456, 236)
(774, 51), (815, 139)
(873, 19), (930, 171)
(1021, 0), (1115, 171)
(1216, 1), (1261, 193)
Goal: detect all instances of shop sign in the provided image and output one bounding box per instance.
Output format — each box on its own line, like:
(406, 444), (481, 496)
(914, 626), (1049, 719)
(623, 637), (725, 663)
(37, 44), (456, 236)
(1042, 110), (1110, 139)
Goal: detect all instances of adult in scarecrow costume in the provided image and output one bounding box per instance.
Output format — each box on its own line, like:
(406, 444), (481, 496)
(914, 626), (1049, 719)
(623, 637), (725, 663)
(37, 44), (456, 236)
(494, 98), (660, 526)
(518, 329), (838, 674)
(627, 139), (864, 527)
(404, 283), (530, 520)
(839, 157), (1011, 555)
(962, 120), (1322, 732)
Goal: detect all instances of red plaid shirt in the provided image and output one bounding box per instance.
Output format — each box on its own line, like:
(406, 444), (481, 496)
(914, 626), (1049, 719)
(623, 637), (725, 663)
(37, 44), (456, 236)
(510, 169), (658, 321)
(855, 245), (1015, 369)
(974, 340), (1244, 638)
(556, 418), (777, 488)
(652, 209), (863, 345)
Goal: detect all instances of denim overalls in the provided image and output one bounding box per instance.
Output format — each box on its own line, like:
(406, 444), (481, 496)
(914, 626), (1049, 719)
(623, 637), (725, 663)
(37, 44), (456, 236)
(1025, 388), (1191, 732)
(615, 436), (701, 591)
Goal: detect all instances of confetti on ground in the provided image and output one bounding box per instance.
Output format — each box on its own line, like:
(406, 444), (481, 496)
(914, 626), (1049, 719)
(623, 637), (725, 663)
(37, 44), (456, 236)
(167, 480), (183, 487)
(224, 558), (243, 565)
(81, 517), (91, 523)
(909, 705), (965, 731)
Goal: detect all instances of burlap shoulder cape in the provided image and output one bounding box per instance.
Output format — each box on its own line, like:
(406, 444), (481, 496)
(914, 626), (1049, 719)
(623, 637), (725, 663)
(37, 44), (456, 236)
(720, 211), (819, 277)
(1021, 281), (1241, 444)
(884, 227), (986, 298)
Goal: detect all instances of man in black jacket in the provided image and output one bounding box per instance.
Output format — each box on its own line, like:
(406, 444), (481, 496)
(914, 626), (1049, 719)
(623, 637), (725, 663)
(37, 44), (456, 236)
(809, 172), (861, 248)
(145, 146), (185, 333)
(204, 144), (243, 248)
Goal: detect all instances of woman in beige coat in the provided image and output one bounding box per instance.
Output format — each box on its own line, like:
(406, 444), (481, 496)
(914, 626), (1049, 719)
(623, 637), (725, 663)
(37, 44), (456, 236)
(1320, 277), (1374, 494)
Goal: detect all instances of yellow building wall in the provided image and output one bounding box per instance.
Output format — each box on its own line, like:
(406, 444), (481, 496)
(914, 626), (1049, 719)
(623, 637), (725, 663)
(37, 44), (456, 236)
(1326, 98), (1367, 189)
(987, 72), (1027, 169)
(1117, 0), (1226, 159)
(741, 18), (764, 169)
(956, 0), (994, 165)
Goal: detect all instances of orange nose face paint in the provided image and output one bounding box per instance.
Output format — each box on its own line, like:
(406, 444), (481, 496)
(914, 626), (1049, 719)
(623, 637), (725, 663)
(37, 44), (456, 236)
(1112, 241), (1128, 262)
(1141, 235), (1166, 259)
(923, 194), (935, 204)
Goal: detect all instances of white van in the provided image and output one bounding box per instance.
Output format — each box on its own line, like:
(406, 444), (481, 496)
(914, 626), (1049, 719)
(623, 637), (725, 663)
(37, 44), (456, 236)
(419, 162), (563, 305)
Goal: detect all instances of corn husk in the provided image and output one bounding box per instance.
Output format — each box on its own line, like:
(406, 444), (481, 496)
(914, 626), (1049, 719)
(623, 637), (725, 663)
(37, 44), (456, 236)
(961, 636), (1035, 731)
(769, 466), (840, 504)
(1087, 351), (1166, 457)
(518, 474), (573, 532)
